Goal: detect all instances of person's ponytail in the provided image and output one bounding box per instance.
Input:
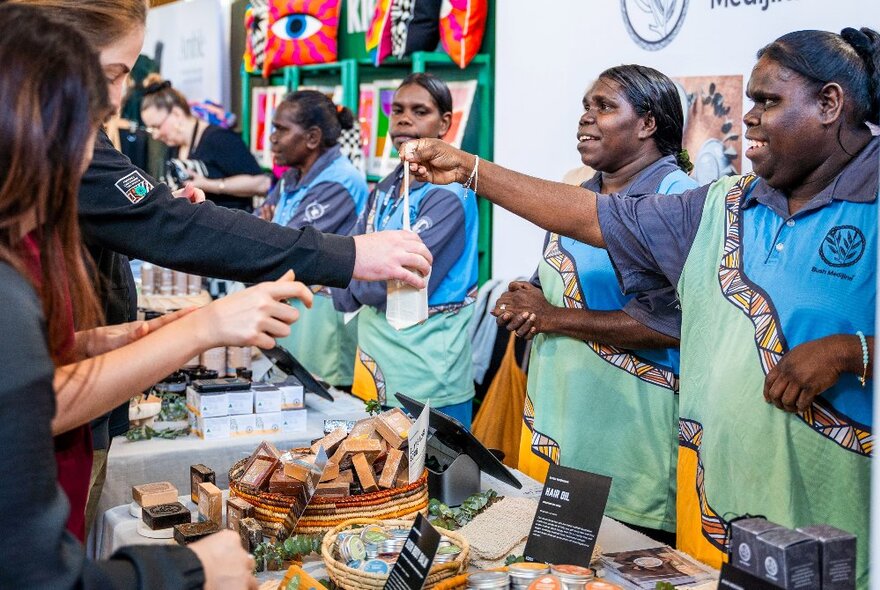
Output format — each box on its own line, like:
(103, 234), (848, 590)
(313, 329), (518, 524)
(841, 27), (880, 124)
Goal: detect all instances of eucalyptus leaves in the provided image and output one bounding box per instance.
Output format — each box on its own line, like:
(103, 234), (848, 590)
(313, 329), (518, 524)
(427, 489), (499, 530)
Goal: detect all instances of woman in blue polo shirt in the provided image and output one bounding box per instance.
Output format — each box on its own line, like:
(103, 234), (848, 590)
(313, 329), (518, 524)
(333, 73), (479, 426)
(258, 90), (368, 387)
(403, 27), (878, 588)
(495, 65), (697, 543)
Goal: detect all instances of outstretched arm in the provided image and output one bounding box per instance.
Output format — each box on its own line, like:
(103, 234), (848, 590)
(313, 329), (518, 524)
(403, 139), (605, 247)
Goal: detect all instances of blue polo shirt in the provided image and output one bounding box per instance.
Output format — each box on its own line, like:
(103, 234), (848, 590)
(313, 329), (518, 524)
(597, 137), (878, 428)
(264, 145), (368, 234)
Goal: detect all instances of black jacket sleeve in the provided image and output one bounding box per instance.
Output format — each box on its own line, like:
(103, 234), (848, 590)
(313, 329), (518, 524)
(78, 131), (356, 287)
(0, 264), (205, 589)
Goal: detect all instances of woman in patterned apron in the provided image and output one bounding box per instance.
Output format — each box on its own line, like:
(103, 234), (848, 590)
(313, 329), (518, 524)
(403, 27), (879, 588)
(496, 65), (697, 543)
(333, 73), (479, 426)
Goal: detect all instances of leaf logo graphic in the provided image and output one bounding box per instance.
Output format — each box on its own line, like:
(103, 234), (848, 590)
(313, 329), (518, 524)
(621, 0), (688, 51)
(819, 225), (866, 268)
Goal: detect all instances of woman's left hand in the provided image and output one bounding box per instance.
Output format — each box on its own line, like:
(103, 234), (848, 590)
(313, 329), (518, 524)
(491, 281), (553, 339)
(763, 334), (857, 412)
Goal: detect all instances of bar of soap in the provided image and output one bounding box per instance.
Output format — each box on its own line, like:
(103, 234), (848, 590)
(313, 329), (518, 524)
(197, 482), (223, 526)
(282, 454), (321, 482)
(334, 469), (355, 484)
(330, 437), (383, 470)
(352, 453), (379, 492)
(239, 455), (279, 492)
(269, 469), (307, 499)
(320, 461), (339, 483)
(379, 448), (405, 489)
(226, 496), (255, 532)
(315, 481), (350, 497)
(375, 408), (412, 449)
(310, 427), (348, 456)
(132, 481), (178, 508)
(190, 464), (215, 503)
(239, 517), (263, 552)
(347, 417), (378, 439)
(174, 521), (220, 545)
(142, 502), (191, 531)
(395, 468), (410, 488)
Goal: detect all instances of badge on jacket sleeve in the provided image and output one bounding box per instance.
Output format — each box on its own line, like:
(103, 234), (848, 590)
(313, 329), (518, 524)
(115, 171), (154, 204)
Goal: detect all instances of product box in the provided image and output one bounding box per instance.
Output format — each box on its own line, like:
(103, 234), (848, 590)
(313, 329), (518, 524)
(279, 381), (305, 410)
(193, 416), (231, 440)
(282, 409), (308, 434)
(730, 517), (786, 576)
(229, 414), (258, 438)
(756, 528), (819, 589)
(797, 525), (856, 590)
(227, 388), (254, 416)
(253, 384), (283, 413)
(186, 387), (228, 418)
(254, 411), (284, 436)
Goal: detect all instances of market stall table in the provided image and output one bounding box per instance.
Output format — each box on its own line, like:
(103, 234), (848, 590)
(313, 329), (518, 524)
(87, 388), (367, 559)
(91, 469), (660, 561)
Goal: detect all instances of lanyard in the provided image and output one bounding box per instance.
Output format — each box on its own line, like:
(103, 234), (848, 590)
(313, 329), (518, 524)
(374, 181), (406, 231)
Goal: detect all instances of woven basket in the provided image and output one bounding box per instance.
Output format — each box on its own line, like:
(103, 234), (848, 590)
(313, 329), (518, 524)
(228, 453), (430, 536)
(321, 518), (470, 590)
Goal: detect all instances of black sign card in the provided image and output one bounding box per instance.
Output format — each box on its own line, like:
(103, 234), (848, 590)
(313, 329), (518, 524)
(384, 513), (441, 590)
(523, 464), (611, 567)
(718, 563), (779, 590)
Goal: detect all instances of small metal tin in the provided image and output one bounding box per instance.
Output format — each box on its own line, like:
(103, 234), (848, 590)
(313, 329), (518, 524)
(360, 524), (391, 544)
(361, 559), (391, 574)
(550, 565), (593, 589)
(509, 562), (551, 589)
(467, 571), (511, 589)
(379, 538), (406, 555)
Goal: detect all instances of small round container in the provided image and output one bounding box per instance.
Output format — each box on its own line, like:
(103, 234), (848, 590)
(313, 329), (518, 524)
(379, 539), (405, 555)
(551, 565), (593, 589)
(433, 543), (462, 564)
(365, 544), (379, 559)
(360, 524), (391, 544)
(339, 535), (367, 562)
(509, 562), (551, 589)
(361, 559), (390, 574)
(467, 571), (510, 589)
(527, 575), (563, 590)
(583, 582), (623, 590)
(388, 528), (411, 540)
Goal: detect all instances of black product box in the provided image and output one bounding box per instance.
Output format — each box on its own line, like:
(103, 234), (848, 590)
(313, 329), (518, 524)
(142, 502), (191, 531)
(730, 517), (785, 576)
(756, 528), (819, 589)
(797, 525), (856, 590)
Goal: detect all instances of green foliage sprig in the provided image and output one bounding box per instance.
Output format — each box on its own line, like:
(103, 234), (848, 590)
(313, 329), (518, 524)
(427, 489), (498, 530)
(252, 534), (323, 573)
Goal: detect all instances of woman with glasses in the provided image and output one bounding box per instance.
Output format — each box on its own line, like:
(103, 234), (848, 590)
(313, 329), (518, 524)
(141, 74), (270, 212)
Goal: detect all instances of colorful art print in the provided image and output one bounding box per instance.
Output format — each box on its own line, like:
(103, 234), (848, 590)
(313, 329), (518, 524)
(602, 547), (711, 586)
(250, 85), (288, 168)
(673, 75), (743, 185)
(442, 80), (477, 149)
(240, 455), (280, 490)
(358, 87), (375, 166)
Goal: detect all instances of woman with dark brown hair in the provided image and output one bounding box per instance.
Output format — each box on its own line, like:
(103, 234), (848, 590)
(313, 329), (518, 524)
(0, 5), (262, 588)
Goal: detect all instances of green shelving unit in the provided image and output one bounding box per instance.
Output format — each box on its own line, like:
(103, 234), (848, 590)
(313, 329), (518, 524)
(240, 48), (494, 284)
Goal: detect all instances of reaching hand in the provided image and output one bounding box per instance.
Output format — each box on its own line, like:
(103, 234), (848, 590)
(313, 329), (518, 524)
(401, 138), (473, 186)
(352, 231), (433, 289)
(189, 530), (258, 590)
(491, 281), (553, 339)
(258, 204), (276, 222)
(78, 308), (195, 358)
(194, 270), (313, 350)
(763, 334), (857, 413)
(172, 181), (206, 203)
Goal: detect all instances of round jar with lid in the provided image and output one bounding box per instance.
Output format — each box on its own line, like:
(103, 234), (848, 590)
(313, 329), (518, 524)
(527, 575), (563, 590)
(583, 582), (623, 590)
(509, 562), (551, 589)
(467, 571), (510, 589)
(550, 565), (593, 590)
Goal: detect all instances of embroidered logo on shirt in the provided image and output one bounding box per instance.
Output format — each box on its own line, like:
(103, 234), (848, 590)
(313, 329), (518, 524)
(411, 216), (433, 234)
(304, 201), (326, 222)
(819, 225), (866, 268)
(114, 171), (154, 204)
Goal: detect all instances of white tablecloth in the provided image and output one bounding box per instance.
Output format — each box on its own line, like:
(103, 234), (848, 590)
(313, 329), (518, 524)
(87, 389), (367, 559)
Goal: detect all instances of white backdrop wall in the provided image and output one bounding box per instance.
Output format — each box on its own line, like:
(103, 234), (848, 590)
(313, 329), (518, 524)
(492, 0), (878, 280)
